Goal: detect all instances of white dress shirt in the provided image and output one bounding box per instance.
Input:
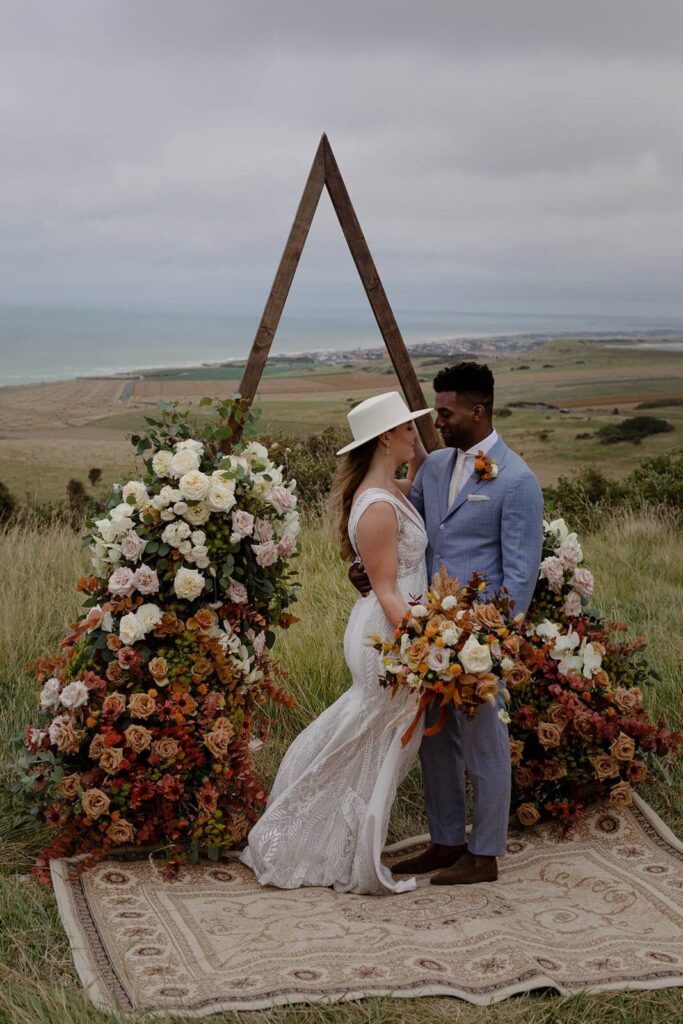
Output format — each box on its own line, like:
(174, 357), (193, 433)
(448, 429), (499, 507)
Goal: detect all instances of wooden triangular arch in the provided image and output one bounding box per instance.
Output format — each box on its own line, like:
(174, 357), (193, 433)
(234, 134), (441, 451)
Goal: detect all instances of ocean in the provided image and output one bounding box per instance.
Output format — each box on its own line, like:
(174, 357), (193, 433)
(1, 304), (682, 389)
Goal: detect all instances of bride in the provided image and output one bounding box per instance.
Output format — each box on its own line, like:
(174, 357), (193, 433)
(240, 392), (432, 895)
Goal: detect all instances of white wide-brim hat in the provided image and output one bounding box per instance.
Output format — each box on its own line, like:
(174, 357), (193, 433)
(336, 391), (433, 455)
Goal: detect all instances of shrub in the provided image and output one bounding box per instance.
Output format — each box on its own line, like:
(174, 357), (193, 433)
(597, 415), (674, 446)
(0, 480), (16, 523)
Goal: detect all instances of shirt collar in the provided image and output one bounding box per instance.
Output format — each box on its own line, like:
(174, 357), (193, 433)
(464, 429), (499, 457)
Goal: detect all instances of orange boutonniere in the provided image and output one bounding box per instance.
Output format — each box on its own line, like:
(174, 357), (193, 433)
(473, 451), (499, 482)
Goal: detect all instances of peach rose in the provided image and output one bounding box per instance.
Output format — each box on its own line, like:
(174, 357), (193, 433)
(124, 724), (152, 753)
(58, 773), (82, 799)
(106, 819), (136, 844)
(514, 767), (534, 789)
(471, 602), (505, 631)
(610, 732), (636, 762)
(536, 722), (562, 749)
(102, 691), (127, 717)
(204, 727), (233, 759)
(81, 788), (110, 819)
(502, 634), (521, 656)
(609, 781), (633, 808)
(546, 703), (570, 730)
(509, 738), (525, 766)
(517, 803), (541, 826)
(152, 737), (179, 761)
(128, 693), (156, 719)
(106, 661), (124, 684)
(149, 657), (169, 682)
(542, 760), (567, 781)
(591, 754), (620, 781)
(99, 747), (124, 774)
(194, 608), (217, 631)
(89, 734), (106, 760)
(106, 634), (123, 652)
(612, 687), (643, 712)
(49, 719), (83, 753)
(475, 674), (499, 703)
(505, 662), (532, 688)
(407, 638), (430, 666)
(572, 711), (595, 737)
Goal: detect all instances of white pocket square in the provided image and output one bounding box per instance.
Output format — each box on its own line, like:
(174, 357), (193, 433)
(467, 494), (491, 502)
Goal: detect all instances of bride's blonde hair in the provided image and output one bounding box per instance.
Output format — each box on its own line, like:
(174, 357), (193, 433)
(329, 437), (379, 562)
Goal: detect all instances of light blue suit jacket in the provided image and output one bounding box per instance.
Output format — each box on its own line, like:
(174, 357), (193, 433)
(409, 438), (544, 617)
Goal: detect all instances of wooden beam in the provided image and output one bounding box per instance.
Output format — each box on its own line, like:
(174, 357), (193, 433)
(233, 137), (326, 414)
(322, 136), (441, 451)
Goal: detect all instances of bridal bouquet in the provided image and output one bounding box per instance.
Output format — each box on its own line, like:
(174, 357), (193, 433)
(369, 568), (517, 747)
(11, 398), (299, 878)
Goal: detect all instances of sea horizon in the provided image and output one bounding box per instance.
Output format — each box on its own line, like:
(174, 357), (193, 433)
(1, 303), (682, 390)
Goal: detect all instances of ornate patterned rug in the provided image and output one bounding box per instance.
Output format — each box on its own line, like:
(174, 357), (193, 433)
(51, 795), (683, 1016)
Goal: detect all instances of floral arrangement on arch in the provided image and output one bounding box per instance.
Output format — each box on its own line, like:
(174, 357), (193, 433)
(11, 398), (299, 878)
(506, 518), (682, 828)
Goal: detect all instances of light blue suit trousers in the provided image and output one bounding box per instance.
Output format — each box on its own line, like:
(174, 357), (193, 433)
(409, 438), (544, 856)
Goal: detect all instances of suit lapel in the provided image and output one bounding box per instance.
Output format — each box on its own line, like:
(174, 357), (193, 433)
(441, 437), (510, 523)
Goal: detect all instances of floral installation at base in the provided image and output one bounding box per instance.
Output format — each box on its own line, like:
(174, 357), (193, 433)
(10, 398), (300, 878)
(507, 517), (682, 829)
(370, 567), (518, 747)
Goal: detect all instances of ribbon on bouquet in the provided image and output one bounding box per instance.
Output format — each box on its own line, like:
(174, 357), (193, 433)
(400, 694), (449, 748)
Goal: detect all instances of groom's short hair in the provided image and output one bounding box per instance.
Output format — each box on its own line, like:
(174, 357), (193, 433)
(433, 362), (494, 415)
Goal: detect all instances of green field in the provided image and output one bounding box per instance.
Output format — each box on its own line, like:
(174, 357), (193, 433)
(0, 508), (681, 1023)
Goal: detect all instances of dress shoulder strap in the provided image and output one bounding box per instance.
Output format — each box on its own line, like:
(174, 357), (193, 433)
(348, 488), (404, 557)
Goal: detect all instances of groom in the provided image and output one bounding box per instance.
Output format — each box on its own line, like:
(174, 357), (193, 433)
(392, 362), (543, 884)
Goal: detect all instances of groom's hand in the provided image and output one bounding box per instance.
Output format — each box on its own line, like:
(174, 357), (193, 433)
(348, 561), (372, 597)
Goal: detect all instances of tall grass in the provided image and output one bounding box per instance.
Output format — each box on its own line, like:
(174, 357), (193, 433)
(0, 509), (681, 1024)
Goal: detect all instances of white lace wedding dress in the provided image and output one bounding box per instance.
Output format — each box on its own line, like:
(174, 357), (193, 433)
(240, 488), (428, 895)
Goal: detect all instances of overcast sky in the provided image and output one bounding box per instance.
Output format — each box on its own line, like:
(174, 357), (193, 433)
(1, 0), (683, 319)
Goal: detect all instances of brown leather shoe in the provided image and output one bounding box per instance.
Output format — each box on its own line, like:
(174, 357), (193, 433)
(392, 843), (467, 875)
(430, 851), (498, 885)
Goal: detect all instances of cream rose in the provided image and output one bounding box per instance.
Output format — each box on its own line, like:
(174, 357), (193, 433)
(169, 448), (200, 478)
(458, 634), (493, 675)
(183, 501), (211, 525)
(119, 612), (145, 646)
(152, 449), (174, 477)
(179, 470), (210, 502)
(427, 647), (451, 674)
(135, 603), (163, 633)
(174, 566), (205, 601)
(122, 481), (149, 506)
(81, 788), (111, 819)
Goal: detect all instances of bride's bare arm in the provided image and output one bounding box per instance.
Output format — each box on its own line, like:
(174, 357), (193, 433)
(395, 434), (427, 496)
(355, 502), (407, 628)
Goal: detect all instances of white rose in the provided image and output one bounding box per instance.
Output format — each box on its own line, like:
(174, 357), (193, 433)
(173, 501), (189, 515)
(173, 567), (205, 601)
(546, 518), (569, 543)
(39, 677), (62, 710)
(60, 680), (89, 709)
(501, 656), (515, 672)
(135, 603), (163, 633)
(243, 441), (269, 465)
(441, 595), (458, 611)
(195, 555), (210, 569)
(122, 481), (149, 506)
(411, 604), (429, 619)
(282, 510), (300, 536)
(427, 647), (451, 674)
(120, 532), (147, 564)
(183, 502), (211, 525)
(160, 508), (176, 521)
(458, 634), (493, 674)
(162, 521), (191, 546)
(119, 612), (146, 646)
(152, 449), (174, 477)
(207, 482), (237, 512)
(95, 518), (117, 544)
(169, 448), (200, 478)
(179, 470), (210, 502)
(191, 530), (206, 545)
(176, 438), (204, 456)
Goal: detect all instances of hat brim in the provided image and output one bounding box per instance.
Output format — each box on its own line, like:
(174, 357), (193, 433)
(336, 407), (434, 456)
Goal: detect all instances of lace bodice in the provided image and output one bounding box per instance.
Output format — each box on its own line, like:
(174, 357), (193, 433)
(348, 487), (428, 579)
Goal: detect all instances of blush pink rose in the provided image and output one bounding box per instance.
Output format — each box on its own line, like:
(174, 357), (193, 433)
(265, 486), (297, 515)
(253, 519), (274, 543)
(564, 590), (582, 617)
(252, 541), (278, 567)
(108, 567), (136, 596)
(539, 556), (565, 593)
(571, 567), (594, 597)
(278, 532), (297, 558)
(231, 510), (254, 538)
(120, 532), (147, 563)
(133, 564), (160, 595)
(228, 579), (248, 604)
